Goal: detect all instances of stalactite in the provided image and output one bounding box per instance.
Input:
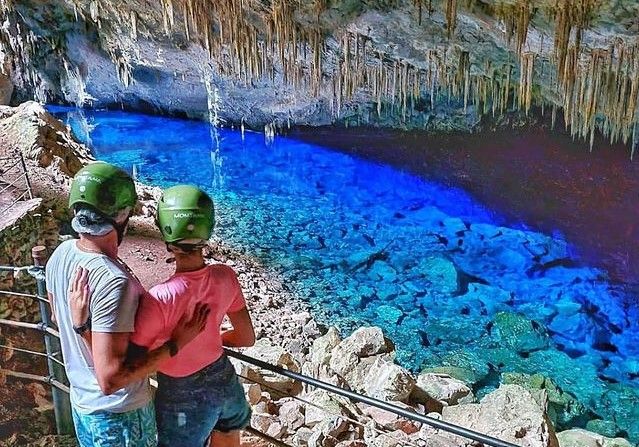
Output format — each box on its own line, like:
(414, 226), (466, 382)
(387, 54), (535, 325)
(130, 11), (138, 40)
(48, 0), (634, 152)
(414, 0), (423, 25)
(446, 0), (457, 39)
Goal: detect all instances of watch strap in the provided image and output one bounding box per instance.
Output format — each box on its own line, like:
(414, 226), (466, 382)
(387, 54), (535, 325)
(73, 319), (91, 335)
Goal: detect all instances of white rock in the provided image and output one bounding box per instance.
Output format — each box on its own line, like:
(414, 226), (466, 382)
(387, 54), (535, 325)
(310, 326), (342, 366)
(278, 399), (305, 433)
(358, 402), (420, 434)
(441, 384), (559, 447)
(412, 372), (475, 406)
(332, 326), (391, 358)
(250, 412), (277, 433)
(293, 427), (314, 446)
(242, 338), (302, 396)
(304, 390), (350, 427)
(335, 441), (367, 447)
(363, 357), (415, 403)
(266, 421), (286, 438)
(301, 362), (348, 393)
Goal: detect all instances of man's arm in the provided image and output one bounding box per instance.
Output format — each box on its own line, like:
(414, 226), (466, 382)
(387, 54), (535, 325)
(47, 293), (56, 324)
(92, 302), (209, 395)
(221, 307), (256, 348)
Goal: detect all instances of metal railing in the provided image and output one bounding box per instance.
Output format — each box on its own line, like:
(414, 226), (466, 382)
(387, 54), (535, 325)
(0, 245), (521, 447)
(0, 151), (34, 213)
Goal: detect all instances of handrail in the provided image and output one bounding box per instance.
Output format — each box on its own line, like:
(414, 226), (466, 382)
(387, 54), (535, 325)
(225, 348), (521, 447)
(0, 318), (60, 338)
(0, 369), (70, 394)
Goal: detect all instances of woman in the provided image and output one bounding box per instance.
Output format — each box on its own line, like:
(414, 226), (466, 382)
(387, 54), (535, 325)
(71, 184), (256, 447)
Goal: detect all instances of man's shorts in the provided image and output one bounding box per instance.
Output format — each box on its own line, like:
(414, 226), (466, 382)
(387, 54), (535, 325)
(155, 354), (252, 447)
(72, 401), (157, 447)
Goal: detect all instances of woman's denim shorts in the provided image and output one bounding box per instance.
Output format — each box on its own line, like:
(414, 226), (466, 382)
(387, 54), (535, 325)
(155, 354), (251, 447)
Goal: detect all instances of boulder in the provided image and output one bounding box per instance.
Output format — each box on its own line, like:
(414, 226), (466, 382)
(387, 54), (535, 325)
(335, 441), (367, 447)
(316, 416), (350, 439)
(266, 421), (286, 438)
(333, 353), (393, 392)
(502, 372), (591, 428)
(492, 312), (549, 354)
(278, 399), (305, 433)
(556, 429), (632, 447)
(331, 327), (392, 359)
(293, 427), (314, 446)
(250, 412), (278, 433)
(310, 326), (342, 366)
(441, 384), (559, 447)
(0, 102), (92, 177)
(420, 256), (460, 296)
(241, 338), (302, 397)
(243, 383), (262, 405)
(369, 429), (412, 447)
(412, 372), (475, 407)
(304, 390), (352, 427)
(358, 402), (420, 434)
(301, 362), (348, 390)
(363, 357), (415, 403)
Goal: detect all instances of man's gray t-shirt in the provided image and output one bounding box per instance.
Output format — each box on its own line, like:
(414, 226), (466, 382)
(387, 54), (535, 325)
(45, 240), (151, 414)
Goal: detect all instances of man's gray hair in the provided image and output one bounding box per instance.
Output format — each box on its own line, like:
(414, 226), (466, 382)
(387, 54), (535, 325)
(71, 206), (115, 237)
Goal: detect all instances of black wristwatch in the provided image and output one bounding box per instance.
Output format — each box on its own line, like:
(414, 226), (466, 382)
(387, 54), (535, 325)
(73, 319), (91, 335)
(165, 339), (179, 357)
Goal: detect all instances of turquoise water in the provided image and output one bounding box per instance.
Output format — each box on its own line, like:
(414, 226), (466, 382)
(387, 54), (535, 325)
(49, 106), (639, 442)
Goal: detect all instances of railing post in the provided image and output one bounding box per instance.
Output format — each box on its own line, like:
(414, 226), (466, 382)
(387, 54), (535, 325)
(18, 152), (33, 200)
(31, 246), (74, 435)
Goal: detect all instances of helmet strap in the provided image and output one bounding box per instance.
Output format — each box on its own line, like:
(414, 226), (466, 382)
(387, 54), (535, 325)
(114, 217), (130, 246)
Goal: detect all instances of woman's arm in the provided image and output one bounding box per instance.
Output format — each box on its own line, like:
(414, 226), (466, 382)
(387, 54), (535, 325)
(221, 307), (256, 347)
(69, 267), (93, 349)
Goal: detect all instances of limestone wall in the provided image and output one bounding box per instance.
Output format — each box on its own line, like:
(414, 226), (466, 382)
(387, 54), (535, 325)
(0, 198), (60, 322)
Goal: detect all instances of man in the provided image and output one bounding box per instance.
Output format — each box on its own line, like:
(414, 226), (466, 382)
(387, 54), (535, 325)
(46, 162), (209, 447)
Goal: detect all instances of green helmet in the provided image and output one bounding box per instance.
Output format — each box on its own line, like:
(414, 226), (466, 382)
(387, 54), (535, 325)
(69, 162), (137, 218)
(156, 185), (215, 244)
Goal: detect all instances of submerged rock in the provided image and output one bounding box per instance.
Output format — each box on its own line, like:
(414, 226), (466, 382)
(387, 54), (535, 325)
(502, 372), (592, 429)
(419, 256), (460, 296)
(492, 312), (550, 354)
(556, 429), (632, 447)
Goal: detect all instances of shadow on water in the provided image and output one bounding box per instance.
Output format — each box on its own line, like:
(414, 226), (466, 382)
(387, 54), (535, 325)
(291, 125), (639, 287)
(49, 106), (639, 442)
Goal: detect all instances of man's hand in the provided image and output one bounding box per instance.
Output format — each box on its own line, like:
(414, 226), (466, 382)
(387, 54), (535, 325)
(69, 267), (91, 327)
(171, 302), (210, 350)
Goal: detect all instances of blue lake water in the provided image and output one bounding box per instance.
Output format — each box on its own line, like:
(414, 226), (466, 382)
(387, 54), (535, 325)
(49, 106), (639, 442)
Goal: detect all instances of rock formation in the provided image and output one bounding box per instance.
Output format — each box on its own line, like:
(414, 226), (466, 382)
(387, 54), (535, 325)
(0, 1), (637, 152)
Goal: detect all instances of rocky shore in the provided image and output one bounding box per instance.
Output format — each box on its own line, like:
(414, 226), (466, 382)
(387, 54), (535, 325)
(0, 102), (636, 447)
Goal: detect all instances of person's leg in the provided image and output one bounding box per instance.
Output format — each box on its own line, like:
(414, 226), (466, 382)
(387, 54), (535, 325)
(71, 406), (94, 447)
(209, 430), (240, 447)
(211, 357), (252, 447)
(71, 402), (157, 447)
